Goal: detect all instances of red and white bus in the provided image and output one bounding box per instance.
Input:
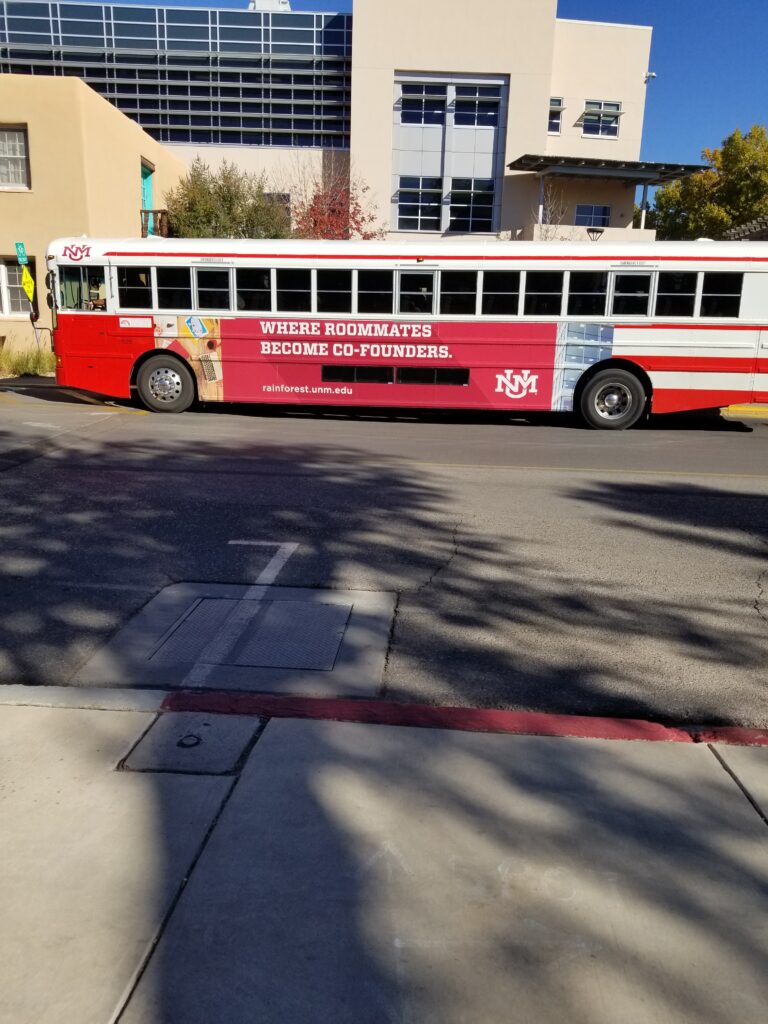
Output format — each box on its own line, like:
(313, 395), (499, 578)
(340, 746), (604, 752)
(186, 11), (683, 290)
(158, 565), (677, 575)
(46, 236), (768, 429)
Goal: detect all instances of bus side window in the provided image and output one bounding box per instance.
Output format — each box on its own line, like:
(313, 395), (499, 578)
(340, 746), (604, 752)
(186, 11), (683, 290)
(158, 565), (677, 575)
(236, 268), (271, 311)
(276, 269), (311, 313)
(317, 269), (352, 313)
(59, 266), (106, 311)
(118, 266), (153, 309)
(357, 271), (394, 314)
(611, 273), (652, 317)
(700, 273), (743, 317)
(87, 267), (107, 310)
(440, 271), (477, 315)
(524, 271), (564, 316)
(654, 272), (697, 317)
(157, 267), (192, 310)
(482, 271), (520, 315)
(59, 267), (85, 310)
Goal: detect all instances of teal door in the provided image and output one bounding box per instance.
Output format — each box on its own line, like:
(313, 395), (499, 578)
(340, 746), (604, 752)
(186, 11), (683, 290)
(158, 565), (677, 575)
(141, 163), (154, 235)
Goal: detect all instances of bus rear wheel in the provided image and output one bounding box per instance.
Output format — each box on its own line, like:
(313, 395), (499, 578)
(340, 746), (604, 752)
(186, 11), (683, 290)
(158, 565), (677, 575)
(579, 369), (647, 430)
(136, 355), (195, 413)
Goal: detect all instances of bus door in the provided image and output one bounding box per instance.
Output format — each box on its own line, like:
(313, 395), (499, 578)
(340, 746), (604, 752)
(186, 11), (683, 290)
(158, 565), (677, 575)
(756, 330), (768, 403)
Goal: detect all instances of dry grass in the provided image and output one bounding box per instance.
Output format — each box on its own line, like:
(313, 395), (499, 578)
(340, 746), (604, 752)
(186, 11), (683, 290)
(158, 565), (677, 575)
(0, 348), (57, 378)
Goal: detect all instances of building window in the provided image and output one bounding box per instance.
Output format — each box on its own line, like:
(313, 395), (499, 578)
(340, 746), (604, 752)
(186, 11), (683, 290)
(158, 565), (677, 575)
(400, 83), (446, 125)
(548, 98), (563, 134)
(449, 179), (494, 232)
(582, 100), (621, 138)
(1, 259), (31, 313)
(397, 177), (443, 231)
(0, 127), (30, 187)
(454, 86), (500, 127)
(575, 204), (611, 228)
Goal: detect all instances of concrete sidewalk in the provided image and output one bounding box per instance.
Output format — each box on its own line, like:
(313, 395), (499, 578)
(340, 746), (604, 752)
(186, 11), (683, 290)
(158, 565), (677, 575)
(1, 704), (766, 1024)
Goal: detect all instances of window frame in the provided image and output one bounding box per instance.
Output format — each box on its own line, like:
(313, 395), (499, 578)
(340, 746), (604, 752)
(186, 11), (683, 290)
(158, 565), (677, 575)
(0, 125), (31, 189)
(608, 271), (654, 318)
(193, 266), (233, 312)
(548, 97), (563, 135)
(397, 176), (444, 232)
(581, 100), (621, 139)
(116, 264), (154, 311)
(1, 258), (34, 316)
(574, 204), (611, 228)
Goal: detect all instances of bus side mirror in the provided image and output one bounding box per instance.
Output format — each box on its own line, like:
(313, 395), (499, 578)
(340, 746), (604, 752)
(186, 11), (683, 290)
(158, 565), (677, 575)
(45, 272), (54, 290)
(46, 293), (55, 309)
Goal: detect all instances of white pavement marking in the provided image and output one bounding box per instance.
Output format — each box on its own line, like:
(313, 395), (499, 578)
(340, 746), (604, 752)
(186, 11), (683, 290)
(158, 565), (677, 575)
(182, 541), (300, 686)
(228, 540), (300, 596)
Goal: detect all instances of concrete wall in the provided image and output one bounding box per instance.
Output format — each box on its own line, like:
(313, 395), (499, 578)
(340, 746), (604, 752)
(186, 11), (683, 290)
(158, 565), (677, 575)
(0, 74), (186, 350)
(165, 143), (326, 191)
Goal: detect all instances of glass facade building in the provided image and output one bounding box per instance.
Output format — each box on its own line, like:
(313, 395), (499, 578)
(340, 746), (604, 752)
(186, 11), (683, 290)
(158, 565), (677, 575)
(0, 1), (352, 147)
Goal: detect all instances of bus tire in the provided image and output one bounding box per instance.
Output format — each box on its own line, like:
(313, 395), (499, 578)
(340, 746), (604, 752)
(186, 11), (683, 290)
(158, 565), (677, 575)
(579, 368), (647, 430)
(136, 355), (196, 413)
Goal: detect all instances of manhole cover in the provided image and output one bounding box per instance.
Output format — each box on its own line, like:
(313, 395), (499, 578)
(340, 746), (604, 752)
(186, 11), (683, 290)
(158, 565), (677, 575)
(151, 598), (351, 671)
(73, 584), (396, 698)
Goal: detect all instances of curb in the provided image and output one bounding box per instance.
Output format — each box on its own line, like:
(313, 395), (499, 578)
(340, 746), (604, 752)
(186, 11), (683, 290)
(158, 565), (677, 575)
(160, 692), (768, 748)
(3, 685), (766, 747)
(722, 404), (768, 419)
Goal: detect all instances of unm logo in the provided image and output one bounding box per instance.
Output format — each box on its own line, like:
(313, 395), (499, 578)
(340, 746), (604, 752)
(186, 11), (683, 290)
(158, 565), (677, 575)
(62, 244), (91, 262)
(495, 368), (539, 400)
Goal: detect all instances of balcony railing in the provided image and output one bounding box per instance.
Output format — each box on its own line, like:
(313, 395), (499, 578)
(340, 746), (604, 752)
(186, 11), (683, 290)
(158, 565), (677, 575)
(140, 209), (169, 238)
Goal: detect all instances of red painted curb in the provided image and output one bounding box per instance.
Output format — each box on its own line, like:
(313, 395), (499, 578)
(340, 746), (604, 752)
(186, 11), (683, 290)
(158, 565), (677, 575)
(160, 692), (768, 747)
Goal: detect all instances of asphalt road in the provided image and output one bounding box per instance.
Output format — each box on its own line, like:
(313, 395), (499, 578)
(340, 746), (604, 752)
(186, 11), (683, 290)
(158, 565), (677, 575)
(1, 383), (767, 727)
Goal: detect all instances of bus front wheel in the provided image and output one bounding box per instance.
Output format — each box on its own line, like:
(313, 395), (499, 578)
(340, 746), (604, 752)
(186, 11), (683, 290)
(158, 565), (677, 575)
(579, 369), (647, 430)
(136, 355), (195, 413)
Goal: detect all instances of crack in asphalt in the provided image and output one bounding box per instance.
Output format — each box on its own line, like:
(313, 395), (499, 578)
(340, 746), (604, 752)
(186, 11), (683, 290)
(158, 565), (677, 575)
(755, 568), (768, 629)
(413, 522), (462, 595)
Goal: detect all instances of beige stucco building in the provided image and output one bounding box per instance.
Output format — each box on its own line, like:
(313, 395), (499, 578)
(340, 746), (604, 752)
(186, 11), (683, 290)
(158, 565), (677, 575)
(0, 74), (185, 350)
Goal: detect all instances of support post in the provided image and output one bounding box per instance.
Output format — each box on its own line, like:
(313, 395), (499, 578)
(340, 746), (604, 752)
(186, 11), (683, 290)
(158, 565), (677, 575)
(640, 183), (649, 230)
(538, 175), (545, 226)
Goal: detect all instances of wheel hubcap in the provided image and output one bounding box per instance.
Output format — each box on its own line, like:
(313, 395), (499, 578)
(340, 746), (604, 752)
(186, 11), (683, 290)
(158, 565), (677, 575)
(148, 367), (183, 403)
(594, 382), (632, 420)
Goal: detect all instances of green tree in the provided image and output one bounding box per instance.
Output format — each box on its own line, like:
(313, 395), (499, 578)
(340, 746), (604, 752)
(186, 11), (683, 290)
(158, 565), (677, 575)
(652, 125), (768, 239)
(164, 158), (291, 238)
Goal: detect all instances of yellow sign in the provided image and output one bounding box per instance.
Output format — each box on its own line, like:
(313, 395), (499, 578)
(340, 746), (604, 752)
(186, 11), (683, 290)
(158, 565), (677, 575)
(21, 265), (35, 303)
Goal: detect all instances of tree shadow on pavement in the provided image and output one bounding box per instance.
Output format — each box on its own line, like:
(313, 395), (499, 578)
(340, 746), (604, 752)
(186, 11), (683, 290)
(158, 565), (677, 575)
(1, 423), (767, 1022)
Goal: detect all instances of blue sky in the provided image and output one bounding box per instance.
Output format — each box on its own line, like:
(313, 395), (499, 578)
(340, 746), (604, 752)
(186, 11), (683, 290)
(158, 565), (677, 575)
(83, 0), (767, 166)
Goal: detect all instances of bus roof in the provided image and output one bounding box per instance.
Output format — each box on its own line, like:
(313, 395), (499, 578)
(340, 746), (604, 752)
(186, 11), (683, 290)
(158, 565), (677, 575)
(46, 236), (768, 264)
